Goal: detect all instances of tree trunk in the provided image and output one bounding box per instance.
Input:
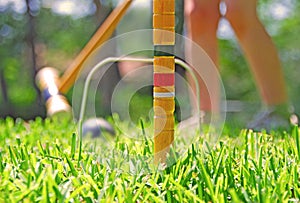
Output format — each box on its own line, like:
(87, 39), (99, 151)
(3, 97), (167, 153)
(25, 0), (41, 95)
(0, 69), (8, 104)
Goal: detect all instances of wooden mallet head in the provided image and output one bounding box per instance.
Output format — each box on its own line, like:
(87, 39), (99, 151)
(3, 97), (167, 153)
(36, 67), (72, 120)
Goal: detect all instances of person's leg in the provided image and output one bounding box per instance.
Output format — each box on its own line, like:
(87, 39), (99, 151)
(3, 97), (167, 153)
(184, 0), (221, 114)
(224, 0), (288, 106)
(225, 0), (290, 130)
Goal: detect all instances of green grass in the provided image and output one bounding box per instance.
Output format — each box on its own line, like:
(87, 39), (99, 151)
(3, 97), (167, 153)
(0, 117), (300, 202)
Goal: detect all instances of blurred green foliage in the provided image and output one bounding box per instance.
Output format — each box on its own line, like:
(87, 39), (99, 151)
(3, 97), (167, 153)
(0, 0), (300, 121)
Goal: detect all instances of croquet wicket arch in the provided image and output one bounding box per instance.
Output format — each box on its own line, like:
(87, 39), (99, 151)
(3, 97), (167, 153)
(78, 56), (200, 165)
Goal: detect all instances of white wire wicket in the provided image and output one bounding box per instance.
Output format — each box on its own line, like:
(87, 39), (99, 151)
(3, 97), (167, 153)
(78, 57), (200, 134)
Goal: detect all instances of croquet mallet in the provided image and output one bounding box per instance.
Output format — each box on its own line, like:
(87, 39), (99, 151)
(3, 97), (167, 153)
(36, 0), (133, 118)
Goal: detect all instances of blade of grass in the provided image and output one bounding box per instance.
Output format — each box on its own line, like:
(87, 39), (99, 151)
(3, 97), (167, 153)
(71, 132), (76, 159)
(78, 122), (83, 168)
(65, 184), (89, 202)
(37, 140), (46, 156)
(199, 160), (217, 202)
(83, 174), (100, 194)
(8, 145), (17, 166)
(169, 176), (201, 202)
(65, 154), (78, 177)
(229, 188), (242, 203)
(214, 144), (226, 180)
(0, 150), (3, 172)
(292, 125), (300, 159)
(132, 182), (146, 202)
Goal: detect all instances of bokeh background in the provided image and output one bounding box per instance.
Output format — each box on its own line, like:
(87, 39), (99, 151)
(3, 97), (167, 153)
(0, 0), (299, 124)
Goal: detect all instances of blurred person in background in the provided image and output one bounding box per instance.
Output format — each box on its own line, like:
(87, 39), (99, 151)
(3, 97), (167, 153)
(184, 0), (292, 131)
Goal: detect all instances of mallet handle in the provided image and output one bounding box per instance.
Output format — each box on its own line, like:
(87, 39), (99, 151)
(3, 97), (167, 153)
(59, 0), (133, 93)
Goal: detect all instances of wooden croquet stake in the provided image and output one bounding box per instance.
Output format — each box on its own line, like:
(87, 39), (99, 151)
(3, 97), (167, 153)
(153, 0), (175, 164)
(58, 0), (133, 94)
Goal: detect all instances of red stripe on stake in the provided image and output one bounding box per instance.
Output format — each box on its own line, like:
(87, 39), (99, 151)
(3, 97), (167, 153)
(154, 73), (174, 87)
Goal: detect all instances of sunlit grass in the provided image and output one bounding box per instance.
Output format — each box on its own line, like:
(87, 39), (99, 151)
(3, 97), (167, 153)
(0, 117), (299, 202)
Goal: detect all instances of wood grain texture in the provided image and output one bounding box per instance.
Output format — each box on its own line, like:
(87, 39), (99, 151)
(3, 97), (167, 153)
(153, 0), (176, 164)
